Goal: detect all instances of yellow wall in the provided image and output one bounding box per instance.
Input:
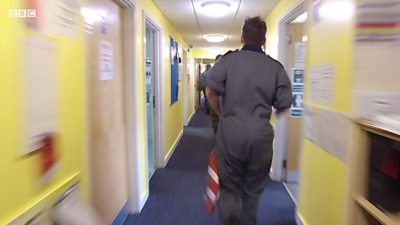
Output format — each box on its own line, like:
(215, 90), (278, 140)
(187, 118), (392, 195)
(265, 0), (299, 59)
(0, 0), (196, 222)
(191, 48), (234, 59)
(297, 0), (355, 224)
(298, 141), (347, 225)
(0, 0), (88, 223)
(266, 0), (355, 224)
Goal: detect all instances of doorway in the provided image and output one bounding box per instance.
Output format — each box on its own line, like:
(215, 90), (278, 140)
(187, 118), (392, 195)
(195, 61), (201, 110)
(144, 15), (163, 177)
(275, 0), (307, 203)
(182, 50), (189, 125)
(145, 24), (156, 177)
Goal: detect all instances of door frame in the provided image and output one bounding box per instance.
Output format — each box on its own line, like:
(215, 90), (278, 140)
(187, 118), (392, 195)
(182, 49), (190, 125)
(144, 14), (165, 169)
(271, 0), (305, 182)
(118, 1), (148, 213)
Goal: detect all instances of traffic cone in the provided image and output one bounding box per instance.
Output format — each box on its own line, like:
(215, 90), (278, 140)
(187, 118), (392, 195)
(204, 149), (219, 214)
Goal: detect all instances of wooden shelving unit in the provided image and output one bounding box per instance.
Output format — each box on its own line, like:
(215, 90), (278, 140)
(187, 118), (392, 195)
(349, 120), (400, 225)
(354, 195), (400, 225)
(355, 120), (400, 142)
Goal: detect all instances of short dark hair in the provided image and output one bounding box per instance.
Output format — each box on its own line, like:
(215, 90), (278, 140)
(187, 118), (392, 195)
(241, 16), (267, 45)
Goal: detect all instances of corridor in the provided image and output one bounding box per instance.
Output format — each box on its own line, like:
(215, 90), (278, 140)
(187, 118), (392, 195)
(125, 107), (296, 225)
(2, 0), (400, 225)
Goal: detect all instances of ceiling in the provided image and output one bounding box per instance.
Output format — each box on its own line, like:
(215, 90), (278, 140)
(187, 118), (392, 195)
(152, 0), (280, 50)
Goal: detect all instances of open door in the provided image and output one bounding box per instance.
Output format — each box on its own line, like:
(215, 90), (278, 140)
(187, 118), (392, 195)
(145, 23), (156, 177)
(83, 0), (129, 222)
(285, 19), (307, 201)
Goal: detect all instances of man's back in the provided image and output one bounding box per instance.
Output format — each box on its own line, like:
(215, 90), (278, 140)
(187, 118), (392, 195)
(207, 47), (292, 160)
(207, 48), (292, 124)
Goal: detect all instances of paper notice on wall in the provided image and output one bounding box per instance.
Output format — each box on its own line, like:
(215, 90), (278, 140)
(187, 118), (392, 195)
(294, 42), (306, 68)
(304, 104), (318, 142)
(303, 104), (351, 162)
(309, 66), (319, 103)
(319, 64), (335, 105)
(34, 0), (80, 38)
(309, 64), (335, 106)
(99, 40), (114, 80)
(317, 109), (351, 162)
(24, 35), (58, 153)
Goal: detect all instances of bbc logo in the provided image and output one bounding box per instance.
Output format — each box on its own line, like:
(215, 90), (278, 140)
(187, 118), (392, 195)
(9, 9), (36, 18)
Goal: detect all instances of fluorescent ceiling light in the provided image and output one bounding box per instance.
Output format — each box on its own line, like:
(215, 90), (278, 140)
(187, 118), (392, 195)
(291, 12), (307, 23)
(205, 34), (227, 43)
(200, 1), (231, 18)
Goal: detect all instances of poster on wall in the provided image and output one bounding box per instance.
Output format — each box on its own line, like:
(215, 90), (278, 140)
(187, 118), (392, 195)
(170, 36), (179, 104)
(24, 35), (58, 154)
(356, 1), (400, 42)
(291, 68), (304, 117)
(24, 35), (61, 181)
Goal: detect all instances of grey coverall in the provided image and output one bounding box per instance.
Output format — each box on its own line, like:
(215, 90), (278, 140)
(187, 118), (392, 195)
(205, 45), (293, 225)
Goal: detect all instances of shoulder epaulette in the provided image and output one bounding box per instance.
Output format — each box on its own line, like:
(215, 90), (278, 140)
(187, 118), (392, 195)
(268, 55), (284, 68)
(223, 49), (239, 57)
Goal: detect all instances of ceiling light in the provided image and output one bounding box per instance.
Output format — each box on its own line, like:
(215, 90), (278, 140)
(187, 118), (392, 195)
(200, 1), (231, 18)
(291, 12), (308, 24)
(318, 1), (354, 21)
(205, 34), (226, 43)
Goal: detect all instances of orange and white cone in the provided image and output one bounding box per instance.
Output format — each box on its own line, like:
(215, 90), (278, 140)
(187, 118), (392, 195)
(204, 149), (219, 214)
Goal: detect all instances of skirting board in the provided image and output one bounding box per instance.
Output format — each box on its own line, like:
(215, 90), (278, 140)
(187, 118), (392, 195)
(185, 110), (196, 126)
(287, 171), (299, 182)
(296, 212), (307, 225)
(139, 191), (149, 212)
(283, 183), (297, 205)
(111, 201), (131, 225)
(129, 188), (149, 215)
(164, 129), (184, 166)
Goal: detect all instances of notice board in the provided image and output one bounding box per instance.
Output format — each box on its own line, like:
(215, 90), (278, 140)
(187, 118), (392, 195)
(170, 36), (179, 104)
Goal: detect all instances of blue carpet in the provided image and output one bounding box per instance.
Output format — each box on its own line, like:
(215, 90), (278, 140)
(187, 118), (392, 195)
(124, 108), (296, 225)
